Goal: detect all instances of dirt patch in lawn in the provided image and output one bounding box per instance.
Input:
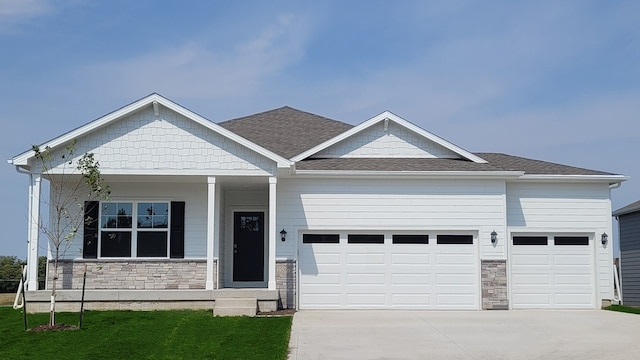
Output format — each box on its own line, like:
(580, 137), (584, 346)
(257, 308), (296, 316)
(29, 324), (79, 332)
(0, 293), (15, 306)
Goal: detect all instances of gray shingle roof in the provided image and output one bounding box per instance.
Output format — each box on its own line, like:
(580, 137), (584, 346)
(475, 153), (616, 176)
(217, 107), (618, 177)
(218, 106), (353, 159)
(295, 153), (617, 175)
(295, 158), (504, 172)
(613, 200), (640, 216)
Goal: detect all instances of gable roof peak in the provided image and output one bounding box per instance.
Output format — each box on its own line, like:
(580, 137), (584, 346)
(291, 110), (488, 164)
(218, 106), (353, 159)
(10, 93), (292, 168)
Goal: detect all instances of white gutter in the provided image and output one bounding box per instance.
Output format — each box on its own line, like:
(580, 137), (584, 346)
(519, 174), (629, 183)
(609, 182), (623, 189)
(293, 170), (524, 178)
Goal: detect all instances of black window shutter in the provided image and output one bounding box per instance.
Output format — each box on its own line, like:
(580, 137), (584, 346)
(83, 201), (99, 259)
(170, 201), (185, 258)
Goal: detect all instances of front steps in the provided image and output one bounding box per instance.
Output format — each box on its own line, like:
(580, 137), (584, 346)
(213, 297), (257, 316)
(23, 289), (280, 313)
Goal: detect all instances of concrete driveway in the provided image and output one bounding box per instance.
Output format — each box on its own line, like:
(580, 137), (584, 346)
(288, 310), (640, 360)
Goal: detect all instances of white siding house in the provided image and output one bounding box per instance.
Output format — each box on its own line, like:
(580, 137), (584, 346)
(9, 93), (626, 312)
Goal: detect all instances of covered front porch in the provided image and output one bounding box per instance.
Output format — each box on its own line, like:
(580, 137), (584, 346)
(23, 174), (294, 312)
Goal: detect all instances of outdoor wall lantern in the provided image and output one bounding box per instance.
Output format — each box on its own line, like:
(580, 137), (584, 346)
(601, 232), (608, 246)
(280, 229), (287, 242)
(490, 230), (498, 245)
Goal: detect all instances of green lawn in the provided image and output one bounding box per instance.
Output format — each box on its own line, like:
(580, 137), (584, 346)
(0, 307), (292, 360)
(605, 304), (640, 315)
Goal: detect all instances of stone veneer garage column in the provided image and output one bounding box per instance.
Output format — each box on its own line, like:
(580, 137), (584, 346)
(276, 259), (296, 309)
(481, 260), (508, 310)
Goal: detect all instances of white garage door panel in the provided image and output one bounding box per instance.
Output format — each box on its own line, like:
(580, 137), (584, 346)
(347, 294), (385, 307)
(437, 294), (477, 306)
(511, 237), (594, 309)
(513, 273), (550, 285)
(299, 235), (479, 309)
(436, 255), (475, 265)
(391, 294), (431, 306)
(392, 253), (429, 264)
(347, 253), (385, 263)
(392, 273), (430, 285)
(513, 293), (550, 305)
(348, 273), (385, 284)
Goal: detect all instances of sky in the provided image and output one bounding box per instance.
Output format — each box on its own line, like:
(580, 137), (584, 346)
(1, 0), (638, 259)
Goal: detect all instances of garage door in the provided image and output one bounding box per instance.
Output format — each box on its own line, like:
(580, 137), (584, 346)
(510, 235), (595, 309)
(299, 232), (479, 309)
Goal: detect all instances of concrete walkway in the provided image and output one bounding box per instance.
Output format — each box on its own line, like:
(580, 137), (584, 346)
(288, 310), (640, 360)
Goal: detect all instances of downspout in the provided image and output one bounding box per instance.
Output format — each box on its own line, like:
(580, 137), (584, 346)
(13, 164), (36, 291)
(609, 181), (622, 303)
(14, 165), (32, 258)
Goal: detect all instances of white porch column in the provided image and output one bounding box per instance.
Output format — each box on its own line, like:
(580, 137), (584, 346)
(206, 176), (216, 290)
(27, 174), (42, 290)
(268, 177), (277, 290)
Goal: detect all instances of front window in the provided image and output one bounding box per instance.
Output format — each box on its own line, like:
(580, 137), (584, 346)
(100, 201), (170, 257)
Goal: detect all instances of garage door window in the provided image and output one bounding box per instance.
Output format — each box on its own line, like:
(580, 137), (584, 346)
(303, 234), (339, 243)
(436, 235), (473, 244)
(348, 234), (384, 244)
(554, 236), (589, 246)
(513, 236), (548, 245)
(392, 235), (429, 244)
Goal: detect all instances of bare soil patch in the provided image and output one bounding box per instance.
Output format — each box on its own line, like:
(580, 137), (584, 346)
(257, 308), (296, 316)
(29, 324), (78, 332)
(0, 293), (15, 306)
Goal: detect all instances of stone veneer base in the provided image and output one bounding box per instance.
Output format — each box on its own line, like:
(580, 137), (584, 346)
(481, 259), (509, 310)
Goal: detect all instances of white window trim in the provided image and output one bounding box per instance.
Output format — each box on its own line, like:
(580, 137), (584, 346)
(98, 200), (172, 259)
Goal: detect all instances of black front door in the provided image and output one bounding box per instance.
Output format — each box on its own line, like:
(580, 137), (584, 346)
(233, 212), (265, 282)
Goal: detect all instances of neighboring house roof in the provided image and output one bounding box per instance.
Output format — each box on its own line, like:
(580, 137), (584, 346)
(9, 93), (292, 168)
(218, 106), (353, 160)
(613, 200), (640, 217)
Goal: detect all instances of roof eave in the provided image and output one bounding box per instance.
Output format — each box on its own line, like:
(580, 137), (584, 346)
(517, 174), (629, 183)
(292, 170), (523, 178)
(613, 207), (640, 217)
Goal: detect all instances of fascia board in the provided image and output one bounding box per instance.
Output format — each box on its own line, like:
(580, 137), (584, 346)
(11, 93), (292, 168)
(290, 111), (487, 163)
(293, 169), (523, 179)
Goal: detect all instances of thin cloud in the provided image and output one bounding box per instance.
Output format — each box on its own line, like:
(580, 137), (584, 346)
(0, 0), (52, 31)
(76, 13), (310, 100)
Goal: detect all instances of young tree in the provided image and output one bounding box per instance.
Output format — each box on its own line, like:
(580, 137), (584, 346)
(32, 140), (110, 326)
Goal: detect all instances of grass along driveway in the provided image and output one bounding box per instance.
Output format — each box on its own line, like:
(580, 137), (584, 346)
(0, 307), (292, 360)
